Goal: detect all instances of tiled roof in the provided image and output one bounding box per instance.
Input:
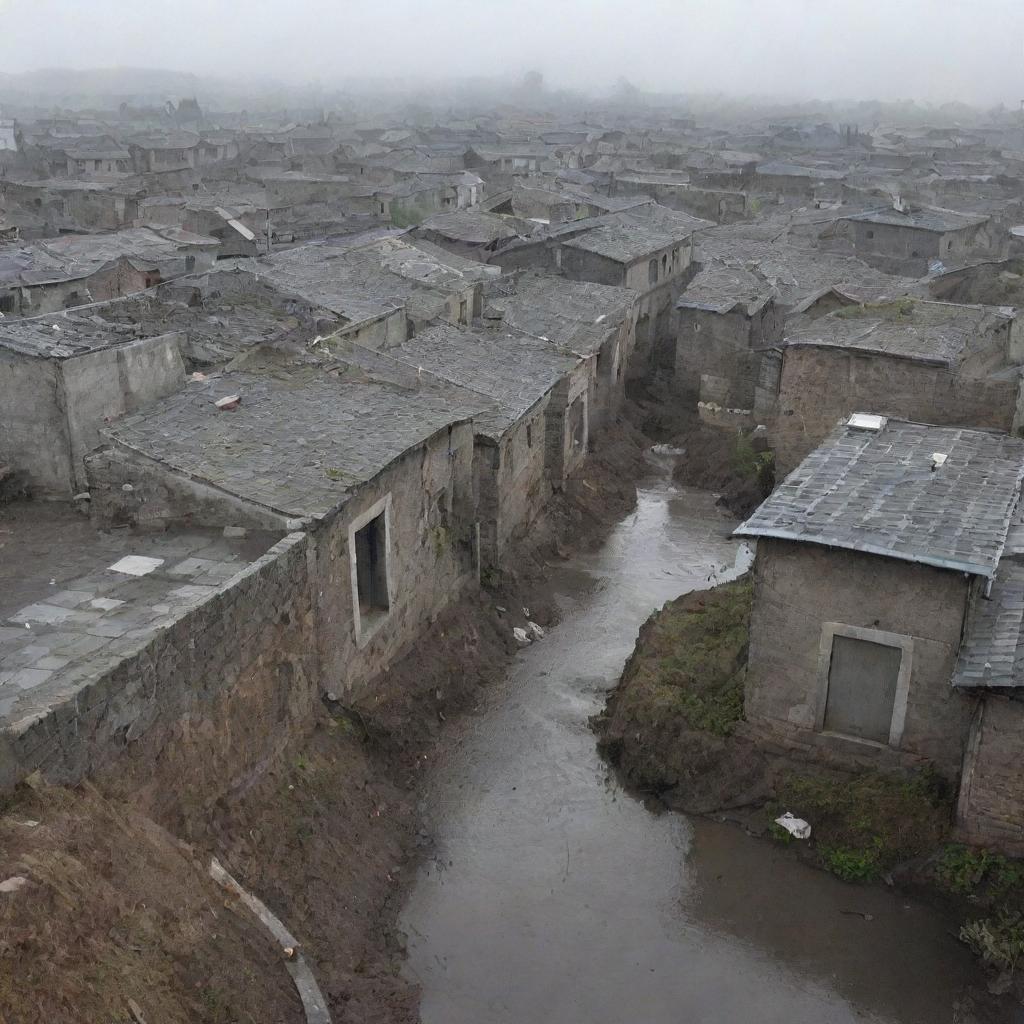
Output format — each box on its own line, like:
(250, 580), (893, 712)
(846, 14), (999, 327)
(953, 560), (1024, 689)
(735, 419), (1024, 578)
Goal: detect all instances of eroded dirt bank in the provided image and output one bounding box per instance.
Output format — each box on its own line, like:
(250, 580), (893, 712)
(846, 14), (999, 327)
(0, 417), (647, 1024)
(598, 575), (1020, 1019)
(399, 461), (1004, 1024)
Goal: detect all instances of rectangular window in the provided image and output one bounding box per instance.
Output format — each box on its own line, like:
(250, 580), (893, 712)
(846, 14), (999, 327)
(823, 634), (902, 744)
(648, 258), (658, 286)
(354, 510), (389, 621)
(459, 299), (468, 324)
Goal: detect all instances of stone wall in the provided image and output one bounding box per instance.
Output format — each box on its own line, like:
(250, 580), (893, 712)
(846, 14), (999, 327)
(0, 533), (319, 825)
(773, 345), (1022, 477)
(476, 403), (550, 569)
(306, 422), (478, 699)
(744, 539), (976, 778)
(958, 694), (1024, 853)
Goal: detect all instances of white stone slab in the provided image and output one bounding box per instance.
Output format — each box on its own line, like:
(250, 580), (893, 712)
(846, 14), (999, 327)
(107, 555), (164, 577)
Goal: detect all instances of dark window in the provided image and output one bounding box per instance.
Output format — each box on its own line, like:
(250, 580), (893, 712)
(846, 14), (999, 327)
(824, 635), (901, 744)
(0, 293), (15, 313)
(459, 299), (468, 324)
(866, 230), (874, 239)
(526, 423), (533, 447)
(648, 258), (658, 286)
(354, 512), (389, 619)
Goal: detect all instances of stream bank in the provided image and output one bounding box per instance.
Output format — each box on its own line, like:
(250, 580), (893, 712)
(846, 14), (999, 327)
(400, 456), (1006, 1023)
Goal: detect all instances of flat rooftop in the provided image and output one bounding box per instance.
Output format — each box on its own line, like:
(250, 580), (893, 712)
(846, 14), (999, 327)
(783, 298), (1015, 367)
(735, 418), (1024, 578)
(102, 350), (476, 518)
(384, 323), (583, 439)
(0, 500), (280, 733)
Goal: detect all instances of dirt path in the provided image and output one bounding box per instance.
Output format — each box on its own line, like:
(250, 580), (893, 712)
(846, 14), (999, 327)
(399, 454), (1004, 1024)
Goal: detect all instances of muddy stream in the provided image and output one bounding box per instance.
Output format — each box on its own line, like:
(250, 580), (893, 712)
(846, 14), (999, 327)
(399, 456), (1008, 1024)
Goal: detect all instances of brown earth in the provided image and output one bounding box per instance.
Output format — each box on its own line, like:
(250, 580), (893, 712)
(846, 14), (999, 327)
(0, 409), (648, 1024)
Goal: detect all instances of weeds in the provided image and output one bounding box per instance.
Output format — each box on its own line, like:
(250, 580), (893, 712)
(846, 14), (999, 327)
(961, 912), (1024, 974)
(770, 769), (952, 882)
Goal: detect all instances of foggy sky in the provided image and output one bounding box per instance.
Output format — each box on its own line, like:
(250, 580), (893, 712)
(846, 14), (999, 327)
(1, 0), (1022, 106)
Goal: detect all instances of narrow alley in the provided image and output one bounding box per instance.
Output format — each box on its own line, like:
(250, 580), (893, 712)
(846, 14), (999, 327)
(400, 458), (994, 1024)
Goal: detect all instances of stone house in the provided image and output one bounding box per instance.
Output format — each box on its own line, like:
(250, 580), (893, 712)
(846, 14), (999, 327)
(611, 172), (748, 224)
(769, 299), (1024, 476)
(250, 233), (484, 345)
(86, 349), (480, 698)
(736, 415), (1024, 852)
(414, 209), (522, 260)
(840, 206), (995, 276)
(672, 262), (783, 411)
(1, 179), (141, 234)
(494, 207), (708, 377)
(381, 323), (594, 569)
(0, 226), (218, 317)
(126, 132), (200, 175)
(485, 273), (640, 436)
(0, 314), (186, 497)
(64, 140), (132, 177)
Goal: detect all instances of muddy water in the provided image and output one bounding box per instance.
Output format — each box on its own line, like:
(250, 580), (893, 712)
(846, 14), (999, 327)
(400, 463), (1007, 1024)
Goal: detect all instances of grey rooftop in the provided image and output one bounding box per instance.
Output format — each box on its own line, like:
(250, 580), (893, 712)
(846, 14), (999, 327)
(383, 323), (584, 439)
(783, 299), (1016, 367)
(735, 418), (1024, 578)
(102, 351), (476, 518)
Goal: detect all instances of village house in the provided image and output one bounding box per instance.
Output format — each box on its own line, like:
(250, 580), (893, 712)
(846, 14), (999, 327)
(498, 206), (709, 377)
(839, 205), (995, 276)
(248, 231), (484, 346)
(735, 416), (1024, 852)
(0, 312), (187, 497)
(769, 299), (1024, 475)
(611, 171), (748, 223)
(380, 322), (593, 568)
(86, 347), (481, 697)
(0, 225), (218, 317)
(63, 138), (132, 177)
(0, 179), (141, 235)
(672, 261), (783, 413)
(413, 208), (523, 260)
(126, 131), (200, 175)
(485, 273), (639, 434)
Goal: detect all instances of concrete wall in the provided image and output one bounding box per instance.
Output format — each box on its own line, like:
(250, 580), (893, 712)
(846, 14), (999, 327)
(0, 350), (73, 494)
(744, 539), (975, 778)
(0, 334), (185, 498)
(62, 334), (186, 493)
(772, 346), (1021, 476)
(958, 695), (1024, 853)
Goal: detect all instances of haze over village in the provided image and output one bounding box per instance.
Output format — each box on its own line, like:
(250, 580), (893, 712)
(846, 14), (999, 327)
(4, 2), (1024, 1022)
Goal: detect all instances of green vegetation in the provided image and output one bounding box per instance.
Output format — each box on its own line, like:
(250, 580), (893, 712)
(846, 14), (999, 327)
(731, 432), (775, 498)
(770, 769), (952, 883)
(628, 578), (752, 738)
(833, 297), (917, 321)
(961, 913), (1024, 974)
(390, 202), (431, 228)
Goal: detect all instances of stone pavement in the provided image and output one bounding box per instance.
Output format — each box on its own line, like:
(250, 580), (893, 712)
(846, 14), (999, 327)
(0, 506), (280, 731)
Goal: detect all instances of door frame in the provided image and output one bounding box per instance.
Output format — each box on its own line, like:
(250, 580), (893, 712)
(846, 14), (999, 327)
(814, 622), (914, 748)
